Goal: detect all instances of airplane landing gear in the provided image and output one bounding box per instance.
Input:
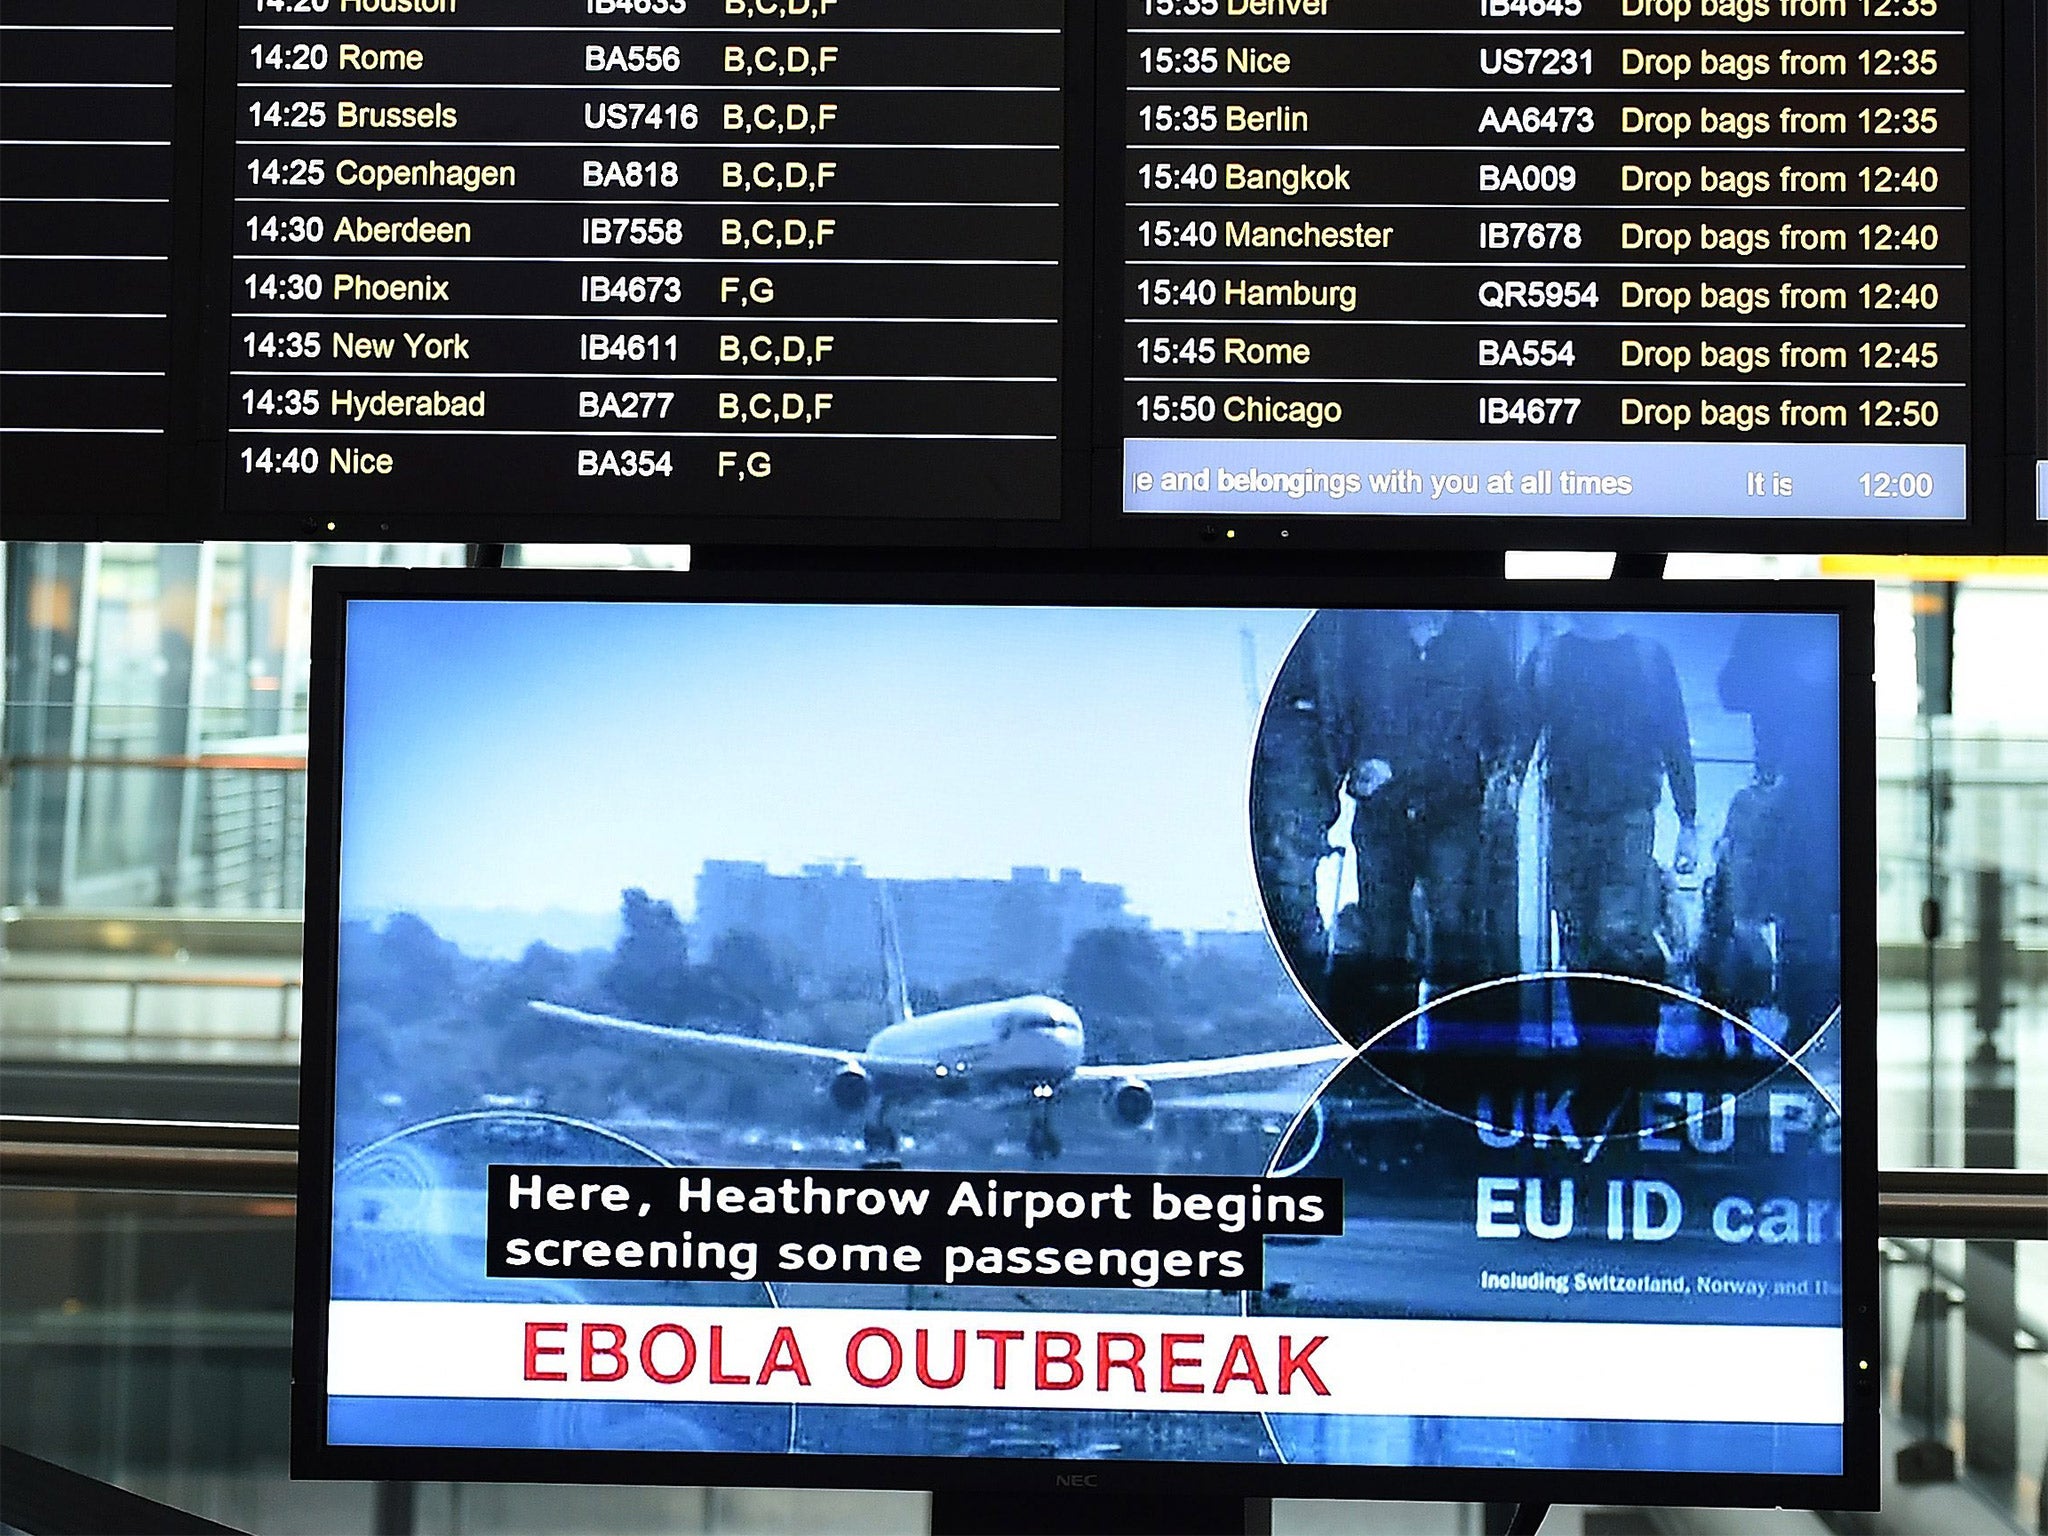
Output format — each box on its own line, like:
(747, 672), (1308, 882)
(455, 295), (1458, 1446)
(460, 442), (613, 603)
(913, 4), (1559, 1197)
(1026, 1119), (1062, 1160)
(1026, 1085), (1062, 1161)
(862, 1105), (903, 1167)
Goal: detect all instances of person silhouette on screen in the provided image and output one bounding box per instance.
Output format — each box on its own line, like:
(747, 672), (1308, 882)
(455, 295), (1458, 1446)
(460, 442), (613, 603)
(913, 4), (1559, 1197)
(1394, 610), (1522, 1001)
(1700, 613), (1841, 1056)
(1518, 612), (1698, 1043)
(1251, 617), (1348, 990)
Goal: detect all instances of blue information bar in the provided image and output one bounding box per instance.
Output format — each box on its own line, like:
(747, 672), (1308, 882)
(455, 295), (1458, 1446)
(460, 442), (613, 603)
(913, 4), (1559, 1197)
(1123, 439), (1968, 521)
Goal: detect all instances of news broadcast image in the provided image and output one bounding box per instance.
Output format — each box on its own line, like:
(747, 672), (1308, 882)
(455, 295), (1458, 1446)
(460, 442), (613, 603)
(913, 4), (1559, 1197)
(322, 599), (1846, 1475)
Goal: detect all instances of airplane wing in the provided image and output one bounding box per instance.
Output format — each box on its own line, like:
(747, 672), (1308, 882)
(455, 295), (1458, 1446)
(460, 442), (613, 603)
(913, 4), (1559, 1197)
(1072, 1042), (1352, 1083)
(530, 1000), (860, 1067)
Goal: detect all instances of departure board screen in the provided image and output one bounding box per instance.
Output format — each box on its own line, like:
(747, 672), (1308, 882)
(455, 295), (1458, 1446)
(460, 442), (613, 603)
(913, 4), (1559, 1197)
(1117, 0), (1976, 528)
(223, 0), (1074, 527)
(1, 1), (176, 515)
(1, 0), (2029, 543)
(2035, 0), (2046, 523)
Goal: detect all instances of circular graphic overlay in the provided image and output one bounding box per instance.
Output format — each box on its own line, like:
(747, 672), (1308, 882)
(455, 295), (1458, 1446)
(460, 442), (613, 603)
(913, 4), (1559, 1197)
(1247, 609), (1842, 1120)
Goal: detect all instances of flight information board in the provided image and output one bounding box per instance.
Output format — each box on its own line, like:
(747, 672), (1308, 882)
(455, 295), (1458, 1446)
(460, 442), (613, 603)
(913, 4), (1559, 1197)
(1, 0), (177, 514)
(0, 0), (2028, 544)
(1116, 0), (1979, 530)
(222, 0), (1076, 528)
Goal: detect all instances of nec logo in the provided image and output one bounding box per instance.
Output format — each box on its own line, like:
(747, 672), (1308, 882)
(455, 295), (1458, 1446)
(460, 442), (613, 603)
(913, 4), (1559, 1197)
(1053, 1473), (1100, 1488)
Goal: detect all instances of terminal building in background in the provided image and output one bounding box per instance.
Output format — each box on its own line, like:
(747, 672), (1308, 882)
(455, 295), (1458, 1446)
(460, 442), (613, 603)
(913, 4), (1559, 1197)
(694, 859), (1140, 997)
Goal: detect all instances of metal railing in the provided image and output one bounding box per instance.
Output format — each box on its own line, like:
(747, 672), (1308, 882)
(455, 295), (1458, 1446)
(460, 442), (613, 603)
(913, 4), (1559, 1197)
(0, 1116), (299, 1195)
(0, 1445), (244, 1536)
(1, 752), (308, 774)
(3, 747), (310, 913)
(1879, 1169), (2048, 1240)
(1, 969), (302, 1046)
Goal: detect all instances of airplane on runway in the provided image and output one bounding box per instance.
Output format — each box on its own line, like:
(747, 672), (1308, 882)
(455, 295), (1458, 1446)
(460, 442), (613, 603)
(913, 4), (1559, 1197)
(530, 890), (1348, 1161)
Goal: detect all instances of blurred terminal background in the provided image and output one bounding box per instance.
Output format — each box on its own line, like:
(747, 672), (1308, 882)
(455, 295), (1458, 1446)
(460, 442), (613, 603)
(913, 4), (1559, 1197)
(1, 541), (2044, 1536)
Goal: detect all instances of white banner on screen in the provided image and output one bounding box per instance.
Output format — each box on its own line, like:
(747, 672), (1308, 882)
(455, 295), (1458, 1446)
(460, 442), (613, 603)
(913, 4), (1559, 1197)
(327, 1302), (1844, 1423)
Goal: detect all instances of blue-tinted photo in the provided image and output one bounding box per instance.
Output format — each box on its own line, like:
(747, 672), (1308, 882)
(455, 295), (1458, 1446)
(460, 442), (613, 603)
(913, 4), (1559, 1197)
(1246, 609), (1844, 1477)
(1250, 609), (1841, 1060)
(326, 599), (1844, 1476)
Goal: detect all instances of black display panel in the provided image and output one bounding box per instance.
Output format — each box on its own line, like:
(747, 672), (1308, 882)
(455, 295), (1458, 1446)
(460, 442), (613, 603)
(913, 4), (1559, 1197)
(216, 0), (1087, 538)
(1, 0), (179, 520)
(0, 0), (2028, 545)
(1105, 0), (2004, 547)
(2031, 0), (2046, 531)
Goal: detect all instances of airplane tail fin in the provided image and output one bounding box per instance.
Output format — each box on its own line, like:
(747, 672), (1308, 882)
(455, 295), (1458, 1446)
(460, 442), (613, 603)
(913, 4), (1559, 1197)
(876, 880), (914, 1025)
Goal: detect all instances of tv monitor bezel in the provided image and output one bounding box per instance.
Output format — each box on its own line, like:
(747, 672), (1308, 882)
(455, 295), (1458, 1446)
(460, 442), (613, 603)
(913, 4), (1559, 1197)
(2006, 0), (2048, 549)
(292, 563), (1880, 1511)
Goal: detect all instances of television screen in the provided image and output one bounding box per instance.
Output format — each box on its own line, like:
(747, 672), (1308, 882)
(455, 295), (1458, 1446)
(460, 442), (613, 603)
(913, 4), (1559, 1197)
(296, 568), (1876, 1508)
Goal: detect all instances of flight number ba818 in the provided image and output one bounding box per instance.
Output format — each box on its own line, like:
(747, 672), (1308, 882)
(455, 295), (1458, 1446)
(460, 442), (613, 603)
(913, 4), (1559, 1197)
(583, 159), (681, 189)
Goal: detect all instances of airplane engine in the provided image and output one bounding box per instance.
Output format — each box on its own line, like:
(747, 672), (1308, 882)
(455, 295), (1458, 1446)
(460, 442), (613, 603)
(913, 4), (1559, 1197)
(829, 1063), (872, 1113)
(1104, 1077), (1154, 1129)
